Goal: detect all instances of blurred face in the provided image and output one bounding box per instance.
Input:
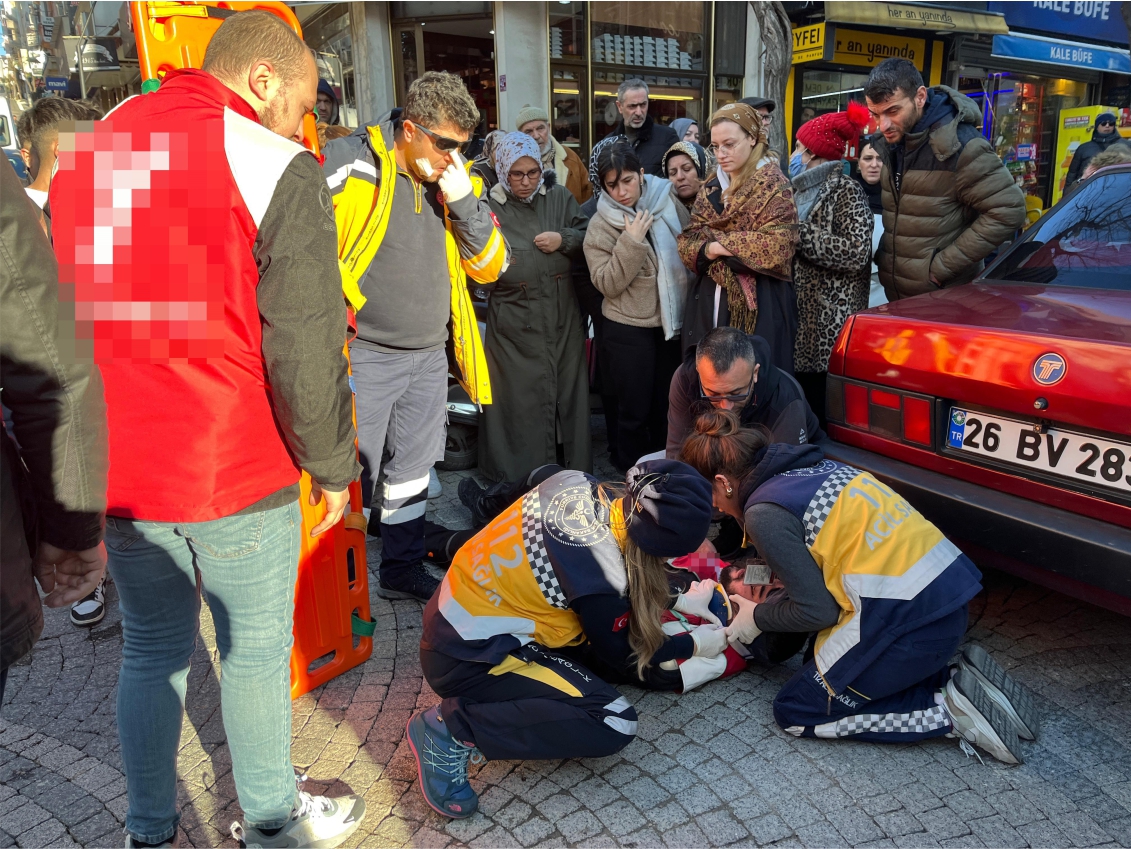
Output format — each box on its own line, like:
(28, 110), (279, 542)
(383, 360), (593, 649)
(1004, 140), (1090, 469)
(1096, 119), (1116, 136)
(710, 120), (754, 176)
(401, 118), (471, 183)
(506, 155), (542, 200)
(603, 167), (644, 207)
(257, 53), (318, 143)
(316, 89), (335, 123)
(755, 106), (773, 131)
(865, 86), (928, 146)
(696, 356), (759, 412)
(520, 119), (552, 150)
(800, 107), (816, 124)
(682, 123), (700, 143)
(667, 153), (701, 200)
(617, 87), (650, 130)
(858, 143), (882, 184)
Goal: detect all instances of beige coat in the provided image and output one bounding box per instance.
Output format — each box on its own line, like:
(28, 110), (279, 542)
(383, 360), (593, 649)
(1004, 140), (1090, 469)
(584, 211), (662, 327)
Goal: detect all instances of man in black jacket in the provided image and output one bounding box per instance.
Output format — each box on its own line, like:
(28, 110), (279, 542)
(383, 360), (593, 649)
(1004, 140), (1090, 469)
(1065, 112), (1131, 189)
(601, 79), (678, 177)
(0, 158), (108, 705)
(666, 327), (824, 458)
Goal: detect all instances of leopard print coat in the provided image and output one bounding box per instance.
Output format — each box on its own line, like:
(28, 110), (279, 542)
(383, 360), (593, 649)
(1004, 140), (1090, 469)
(791, 161), (873, 374)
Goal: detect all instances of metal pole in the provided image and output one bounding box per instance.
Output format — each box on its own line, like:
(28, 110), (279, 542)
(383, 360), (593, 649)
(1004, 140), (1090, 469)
(77, 37), (87, 96)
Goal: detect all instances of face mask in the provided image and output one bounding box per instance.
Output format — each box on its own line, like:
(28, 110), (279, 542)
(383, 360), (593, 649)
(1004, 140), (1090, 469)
(789, 150), (806, 178)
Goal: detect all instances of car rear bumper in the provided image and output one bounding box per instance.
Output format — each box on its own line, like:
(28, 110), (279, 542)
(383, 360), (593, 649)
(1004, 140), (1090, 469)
(819, 439), (1131, 616)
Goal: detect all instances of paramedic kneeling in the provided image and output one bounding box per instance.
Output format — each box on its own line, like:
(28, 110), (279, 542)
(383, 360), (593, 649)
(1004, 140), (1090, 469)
(680, 410), (1040, 765)
(409, 460), (718, 818)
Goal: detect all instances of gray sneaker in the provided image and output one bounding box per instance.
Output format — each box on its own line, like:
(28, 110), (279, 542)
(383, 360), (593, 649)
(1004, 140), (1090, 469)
(944, 668), (1024, 765)
(959, 644), (1039, 740)
(230, 789), (365, 848)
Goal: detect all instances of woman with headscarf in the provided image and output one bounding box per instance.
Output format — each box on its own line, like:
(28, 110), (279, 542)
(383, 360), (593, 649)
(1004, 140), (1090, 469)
(662, 140), (710, 211)
(789, 103), (873, 426)
(671, 117), (700, 144)
(472, 129), (507, 189)
(678, 103), (799, 374)
(480, 132), (591, 482)
(584, 142), (693, 472)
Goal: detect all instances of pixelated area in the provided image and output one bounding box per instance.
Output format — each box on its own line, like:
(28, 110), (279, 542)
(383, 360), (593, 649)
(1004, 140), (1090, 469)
(52, 124), (234, 363)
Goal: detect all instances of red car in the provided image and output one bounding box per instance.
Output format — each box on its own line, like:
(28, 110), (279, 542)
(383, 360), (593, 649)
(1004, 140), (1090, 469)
(823, 164), (1131, 616)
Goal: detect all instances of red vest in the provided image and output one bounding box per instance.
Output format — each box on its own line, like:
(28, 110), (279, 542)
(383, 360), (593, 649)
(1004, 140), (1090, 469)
(51, 70), (306, 521)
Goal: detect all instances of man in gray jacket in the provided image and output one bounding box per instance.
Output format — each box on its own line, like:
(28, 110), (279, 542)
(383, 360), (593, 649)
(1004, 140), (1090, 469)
(864, 58), (1026, 301)
(0, 158), (108, 704)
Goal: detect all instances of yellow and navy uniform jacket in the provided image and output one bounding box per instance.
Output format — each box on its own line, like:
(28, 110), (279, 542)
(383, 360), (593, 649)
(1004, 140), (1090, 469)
(322, 121), (507, 405)
(749, 459), (982, 696)
(422, 470), (639, 665)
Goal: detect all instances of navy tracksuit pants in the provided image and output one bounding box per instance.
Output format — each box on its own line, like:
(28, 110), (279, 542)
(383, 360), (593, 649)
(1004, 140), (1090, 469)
(773, 604), (968, 742)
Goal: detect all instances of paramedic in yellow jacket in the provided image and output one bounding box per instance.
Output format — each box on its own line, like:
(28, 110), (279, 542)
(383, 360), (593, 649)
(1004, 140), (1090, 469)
(322, 72), (507, 603)
(408, 460), (722, 819)
(681, 411), (1041, 765)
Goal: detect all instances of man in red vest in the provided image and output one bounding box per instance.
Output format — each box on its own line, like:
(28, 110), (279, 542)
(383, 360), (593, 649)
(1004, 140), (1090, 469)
(50, 12), (364, 849)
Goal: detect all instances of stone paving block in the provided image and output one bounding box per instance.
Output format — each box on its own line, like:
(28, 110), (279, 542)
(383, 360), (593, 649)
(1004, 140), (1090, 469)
(875, 809), (927, 839)
(987, 789), (1044, 827)
(15, 816), (66, 848)
(595, 800), (646, 837)
(511, 815), (555, 848)
(619, 826), (663, 848)
(1055, 810), (1115, 847)
(695, 808), (749, 847)
(655, 765), (696, 794)
(675, 781), (722, 816)
(536, 794), (581, 824)
(826, 806), (886, 844)
(569, 776), (620, 809)
(943, 789), (996, 820)
(938, 833), (987, 848)
(556, 809), (603, 843)
(493, 800), (533, 831)
(894, 782), (945, 814)
(915, 804), (972, 840)
(793, 821), (851, 847)
(1017, 818), (1070, 847)
(2, 798), (51, 835)
(644, 800), (689, 832)
(662, 821), (710, 849)
(443, 812), (493, 844)
(66, 809), (122, 846)
(746, 812), (793, 845)
(545, 761), (590, 790)
(619, 776), (669, 810)
(967, 814), (1027, 848)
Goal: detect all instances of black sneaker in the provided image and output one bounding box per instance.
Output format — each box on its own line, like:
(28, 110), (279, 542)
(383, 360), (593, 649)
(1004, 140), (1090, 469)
(71, 578), (106, 627)
(457, 478), (488, 524)
(458, 477), (514, 528)
(376, 564), (440, 603)
(424, 521), (473, 568)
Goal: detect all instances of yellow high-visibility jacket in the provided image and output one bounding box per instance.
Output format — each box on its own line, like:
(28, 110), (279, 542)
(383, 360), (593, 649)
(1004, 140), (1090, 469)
(324, 122), (507, 405)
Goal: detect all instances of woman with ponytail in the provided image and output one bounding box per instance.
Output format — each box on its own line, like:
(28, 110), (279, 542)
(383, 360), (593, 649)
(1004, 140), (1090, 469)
(407, 460), (725, 820)
(789, 102), (874, 427)
(680, 410), (1038, 765)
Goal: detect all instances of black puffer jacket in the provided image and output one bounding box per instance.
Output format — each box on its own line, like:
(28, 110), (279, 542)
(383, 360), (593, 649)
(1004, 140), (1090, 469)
(1064, 119), (1131, 189)
(602, 115), (679, 177)
(1, 159), (108, 672)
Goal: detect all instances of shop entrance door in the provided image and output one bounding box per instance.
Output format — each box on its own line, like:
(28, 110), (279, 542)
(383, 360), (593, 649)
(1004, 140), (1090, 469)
(390, 3), (497, 137)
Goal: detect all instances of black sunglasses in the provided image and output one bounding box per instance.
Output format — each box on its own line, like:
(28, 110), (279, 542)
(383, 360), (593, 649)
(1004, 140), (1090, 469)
(697, 368), (757, 406)
(416, 123), (471, 154)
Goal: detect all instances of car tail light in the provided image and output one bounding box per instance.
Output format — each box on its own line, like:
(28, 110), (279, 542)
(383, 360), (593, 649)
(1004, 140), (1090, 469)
(826, 376), (935, 449)
(903, 396), (932, 446)
(845, 383), (869, 429)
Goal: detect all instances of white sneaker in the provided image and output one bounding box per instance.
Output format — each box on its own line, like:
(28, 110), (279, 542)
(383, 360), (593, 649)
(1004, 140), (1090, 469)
(428, 467), (442, 499)
(231, 789), (365, 848)
(71, 578), (106, 627)
(943, 668), (1023, 764)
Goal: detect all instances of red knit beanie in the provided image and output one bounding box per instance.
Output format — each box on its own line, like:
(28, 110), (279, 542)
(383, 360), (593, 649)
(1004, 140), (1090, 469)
(797, 101), (870, 161)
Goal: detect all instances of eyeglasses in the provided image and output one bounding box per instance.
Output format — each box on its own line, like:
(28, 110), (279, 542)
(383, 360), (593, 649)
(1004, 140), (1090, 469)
(415, 124), (471, 153)
(1097, 120), (1116, 126)
(508, 167), (543, 184)
(707, 138), (750, 157)
(698, 370), (756, 406)
(760, 113), (773, 125)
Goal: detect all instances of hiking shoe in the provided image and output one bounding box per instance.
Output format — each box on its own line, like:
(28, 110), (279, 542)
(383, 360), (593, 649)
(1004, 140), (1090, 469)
(71, 578), (106, 627)
(406, 706), (481, 818)
(230, 789), (365, 848)
(959, 644), (1039, 740)
(428, 468), (443, 499)
(944, 668), (1024, 764)
(376, 564), (440, 602)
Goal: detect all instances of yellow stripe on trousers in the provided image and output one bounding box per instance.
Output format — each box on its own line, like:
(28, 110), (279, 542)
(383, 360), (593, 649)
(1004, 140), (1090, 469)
(487, 654), (582, 698)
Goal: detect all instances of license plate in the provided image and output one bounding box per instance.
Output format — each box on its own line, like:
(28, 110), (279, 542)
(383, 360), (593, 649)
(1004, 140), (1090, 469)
(947, 408), (1131, 495)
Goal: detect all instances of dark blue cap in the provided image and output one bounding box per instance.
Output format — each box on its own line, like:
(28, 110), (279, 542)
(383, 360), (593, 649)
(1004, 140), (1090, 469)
(625, 460), (713, 558)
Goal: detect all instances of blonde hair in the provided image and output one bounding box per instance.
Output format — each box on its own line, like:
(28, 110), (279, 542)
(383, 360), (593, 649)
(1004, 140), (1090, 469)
(711, 117), (771, 206)
(597, 483), (674, 680)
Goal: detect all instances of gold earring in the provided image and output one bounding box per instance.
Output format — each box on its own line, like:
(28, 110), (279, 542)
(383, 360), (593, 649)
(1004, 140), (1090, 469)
(726, 486), (733, 495)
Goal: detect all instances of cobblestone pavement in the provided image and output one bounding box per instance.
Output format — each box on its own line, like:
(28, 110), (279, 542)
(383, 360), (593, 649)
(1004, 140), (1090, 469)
(2, 421), (1131, 848)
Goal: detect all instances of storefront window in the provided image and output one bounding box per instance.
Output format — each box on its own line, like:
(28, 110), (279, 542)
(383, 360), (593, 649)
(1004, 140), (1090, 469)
(714, 75), (742, 114)
(301, 4), (357, 128)
(589, 2), (709, 140)
(550, 1), (586, 60)
(552, 66), (586, 150)
(959, 73), (1086, 207)
(390, 3), (496, 136)
(551, 2), (588, 153)
(799, 69), (869, 124)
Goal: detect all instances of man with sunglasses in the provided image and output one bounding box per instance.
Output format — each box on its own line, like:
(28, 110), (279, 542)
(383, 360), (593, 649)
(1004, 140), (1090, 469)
(323, 71), (508, 603)
(1065, 111), (1131, 190)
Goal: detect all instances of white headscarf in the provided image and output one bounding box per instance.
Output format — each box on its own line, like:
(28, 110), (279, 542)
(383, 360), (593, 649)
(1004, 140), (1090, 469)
(494, 132), (544, 203)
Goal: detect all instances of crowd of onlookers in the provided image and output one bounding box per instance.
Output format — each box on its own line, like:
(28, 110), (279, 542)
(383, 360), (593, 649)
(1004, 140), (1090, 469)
(1, 10), (1124, 843)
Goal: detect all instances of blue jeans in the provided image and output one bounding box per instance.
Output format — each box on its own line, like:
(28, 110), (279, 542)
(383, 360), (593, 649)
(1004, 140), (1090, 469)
(105, 501), (300, 844)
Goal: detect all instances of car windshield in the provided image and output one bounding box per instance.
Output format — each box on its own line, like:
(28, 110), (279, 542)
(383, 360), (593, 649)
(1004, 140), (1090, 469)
(982, 170), (1131, 290)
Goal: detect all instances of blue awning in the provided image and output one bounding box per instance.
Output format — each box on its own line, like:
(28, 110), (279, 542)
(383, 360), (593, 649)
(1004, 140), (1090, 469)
(992, 32), (1131, 75)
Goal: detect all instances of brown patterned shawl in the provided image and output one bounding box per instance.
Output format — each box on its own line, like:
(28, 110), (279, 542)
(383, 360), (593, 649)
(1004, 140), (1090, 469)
(677, 163), (799, 334)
